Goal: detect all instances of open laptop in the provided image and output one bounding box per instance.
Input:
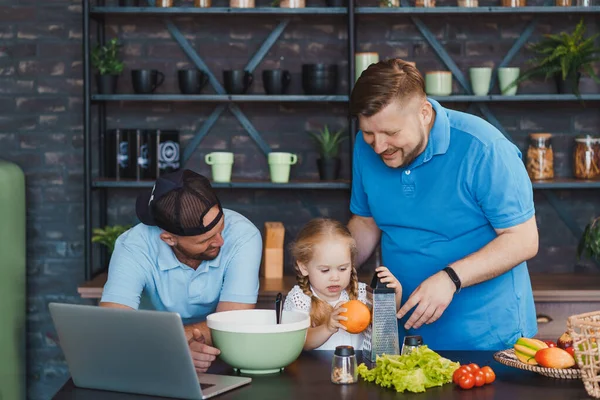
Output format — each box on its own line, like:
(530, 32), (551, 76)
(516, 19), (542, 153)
(49, 303), (251, 399)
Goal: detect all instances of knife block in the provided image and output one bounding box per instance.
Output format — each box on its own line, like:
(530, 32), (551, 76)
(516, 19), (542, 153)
(261, 222), (285, 279)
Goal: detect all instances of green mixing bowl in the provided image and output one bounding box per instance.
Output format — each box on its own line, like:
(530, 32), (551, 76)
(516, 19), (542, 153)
(206, 309), (310, 374)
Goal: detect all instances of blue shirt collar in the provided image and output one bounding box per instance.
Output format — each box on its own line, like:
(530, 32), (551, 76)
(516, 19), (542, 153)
(420, 98), (451, 164)
(157, 238), (183, 271)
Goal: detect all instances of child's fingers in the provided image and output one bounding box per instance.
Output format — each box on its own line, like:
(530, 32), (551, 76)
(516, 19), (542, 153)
(333, 314), (348, 322)
(332, 307), (347, 316)
(375, 266), (389, 272)
(335, 322), (347, 331)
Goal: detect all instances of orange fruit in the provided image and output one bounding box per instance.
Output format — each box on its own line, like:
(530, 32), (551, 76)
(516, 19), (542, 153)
(339, 300), (371, 334)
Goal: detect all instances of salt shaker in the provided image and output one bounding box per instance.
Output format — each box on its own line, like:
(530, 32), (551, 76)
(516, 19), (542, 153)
(331, 345), (358, 384)
(401, 335), (423, 356)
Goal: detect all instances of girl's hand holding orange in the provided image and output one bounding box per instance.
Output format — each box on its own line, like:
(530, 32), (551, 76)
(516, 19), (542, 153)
(327, 303), (348, 334)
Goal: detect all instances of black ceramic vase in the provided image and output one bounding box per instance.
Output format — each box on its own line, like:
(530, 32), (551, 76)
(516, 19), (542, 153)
(317, 157), (341, 180)
(555, 72), (581, 94)
(96, 74), (118, 94)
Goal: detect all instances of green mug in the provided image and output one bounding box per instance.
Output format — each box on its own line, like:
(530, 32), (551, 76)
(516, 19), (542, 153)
(355, 52), (379, 82)
(205, 152), (234, 182)
(268, 152), (297, 183)
(425, 71), (452, 96)
(498, 67), (520, 96)
(469, 67), (492, 96)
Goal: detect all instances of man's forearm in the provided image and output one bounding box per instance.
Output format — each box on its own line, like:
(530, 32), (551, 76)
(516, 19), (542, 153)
(348, 215), (381, 268)
(450, 218), (539, 288)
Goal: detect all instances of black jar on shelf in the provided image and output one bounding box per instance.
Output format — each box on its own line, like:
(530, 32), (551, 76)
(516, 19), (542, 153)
(104, 129), (136, 180)
(134, 129), (180, 179)
(157, 130), (180, 176)
(135, 129), (157, 181)
(301, 64), (338, 95)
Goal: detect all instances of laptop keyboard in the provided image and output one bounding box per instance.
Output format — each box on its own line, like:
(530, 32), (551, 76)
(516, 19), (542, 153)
(200, 383), (215, 390)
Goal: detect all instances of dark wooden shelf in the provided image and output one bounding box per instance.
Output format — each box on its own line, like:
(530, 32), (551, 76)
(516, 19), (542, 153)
(92, 179), (351, 190)
(90, 6), (348, 15)
(532, 178), (600, 190)
(90, 5), (600, 16)
(78, 271), (600, 302)
(432, 94), (600, 102)
(90, 94), (600, 103)
(91, 94), (349, 102)
(356, 6), (600, 14)
(92, 178), (600, 190)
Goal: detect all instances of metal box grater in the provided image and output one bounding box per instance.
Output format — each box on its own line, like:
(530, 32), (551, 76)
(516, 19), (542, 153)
(362, 272), (400, 363)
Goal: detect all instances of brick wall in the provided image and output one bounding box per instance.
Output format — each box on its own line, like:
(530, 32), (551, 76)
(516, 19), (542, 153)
(1, 0), (599, 397)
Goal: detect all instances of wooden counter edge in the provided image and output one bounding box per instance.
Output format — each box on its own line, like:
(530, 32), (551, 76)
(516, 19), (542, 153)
(77, 272), (600, 302)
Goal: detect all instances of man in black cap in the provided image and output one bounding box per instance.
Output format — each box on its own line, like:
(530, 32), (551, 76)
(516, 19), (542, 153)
(100, 169), (263, 373)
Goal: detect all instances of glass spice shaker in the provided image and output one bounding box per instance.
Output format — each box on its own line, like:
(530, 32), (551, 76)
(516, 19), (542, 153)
(331, 346), (358, 385)
(573, 135), (600, 180)
(401, 335), (423, 356)
(526, 133), (554, 181)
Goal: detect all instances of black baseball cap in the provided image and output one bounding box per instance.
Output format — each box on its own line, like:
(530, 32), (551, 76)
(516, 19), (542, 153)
(135, 169), (223, 236)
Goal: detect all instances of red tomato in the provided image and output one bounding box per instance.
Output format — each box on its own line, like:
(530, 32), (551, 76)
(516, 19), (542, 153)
(468, 363), (480, 372)
(453, 367), (465, 384)
(566, 347), (576, 357)
(473, 370), (486, 387)
(543, 340), (557, 348)
(458, 373), (475, 390)
(461, 365), (473, 374)
(481, 366), (496, 384)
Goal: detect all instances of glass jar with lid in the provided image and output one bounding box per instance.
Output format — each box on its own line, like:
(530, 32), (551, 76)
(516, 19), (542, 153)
(573, 135), (600, 180)
(526, 133), (554, 180)
(401, 335), (423, 356)
(331, 346), (358, 384)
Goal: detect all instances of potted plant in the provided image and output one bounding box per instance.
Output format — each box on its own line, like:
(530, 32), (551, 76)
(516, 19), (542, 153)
(92, 224), (131, 256)
(91, 38), (125, 94)
(507, 19), (600, 96)
(577, 216), (600, 264)
(309, 125), (346, 181)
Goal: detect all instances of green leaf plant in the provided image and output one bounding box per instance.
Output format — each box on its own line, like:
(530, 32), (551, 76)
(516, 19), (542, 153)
(91, 224), (132, 255)
(91, 38), (125, 76)
(309, 125), (347, 160)
(506, 18), (600, 97)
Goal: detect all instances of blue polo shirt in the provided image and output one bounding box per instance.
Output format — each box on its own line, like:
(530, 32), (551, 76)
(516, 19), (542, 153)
(351, 99), (537, 350)
(100, 208), (262, 325)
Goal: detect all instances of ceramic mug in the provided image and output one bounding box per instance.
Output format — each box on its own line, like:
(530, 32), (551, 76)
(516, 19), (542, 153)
(355, 52), (379, 82)
(469, 67), (492, 96)
(498, 67), (520, 96)
(268, 152), (297, 183)
(425, 71), (452, 96)
(205, 152), (234, 183)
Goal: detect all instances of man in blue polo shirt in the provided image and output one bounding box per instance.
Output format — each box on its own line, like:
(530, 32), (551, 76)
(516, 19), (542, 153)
(100, 169), (262, 372)
(348, 59), (539, 350)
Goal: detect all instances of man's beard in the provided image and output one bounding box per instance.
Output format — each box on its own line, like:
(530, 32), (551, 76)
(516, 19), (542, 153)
(175, 244), (221, 262)
(383, 128), (427, 168)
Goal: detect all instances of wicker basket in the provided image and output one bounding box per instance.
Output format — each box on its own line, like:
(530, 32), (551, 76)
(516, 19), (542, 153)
(567, 311), (600, 399)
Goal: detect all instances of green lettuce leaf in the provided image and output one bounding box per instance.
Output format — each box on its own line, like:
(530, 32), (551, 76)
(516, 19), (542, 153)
(357, 346), (460, 393)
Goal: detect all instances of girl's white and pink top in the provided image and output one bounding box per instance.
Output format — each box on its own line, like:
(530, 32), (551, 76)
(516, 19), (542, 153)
(283, 282), (368, 350)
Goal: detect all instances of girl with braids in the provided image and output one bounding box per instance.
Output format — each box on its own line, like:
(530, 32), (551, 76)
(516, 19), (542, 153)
(283, 218), (402, 351)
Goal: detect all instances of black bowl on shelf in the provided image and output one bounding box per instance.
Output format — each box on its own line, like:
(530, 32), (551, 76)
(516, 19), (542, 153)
(301, 64), (338, 95)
